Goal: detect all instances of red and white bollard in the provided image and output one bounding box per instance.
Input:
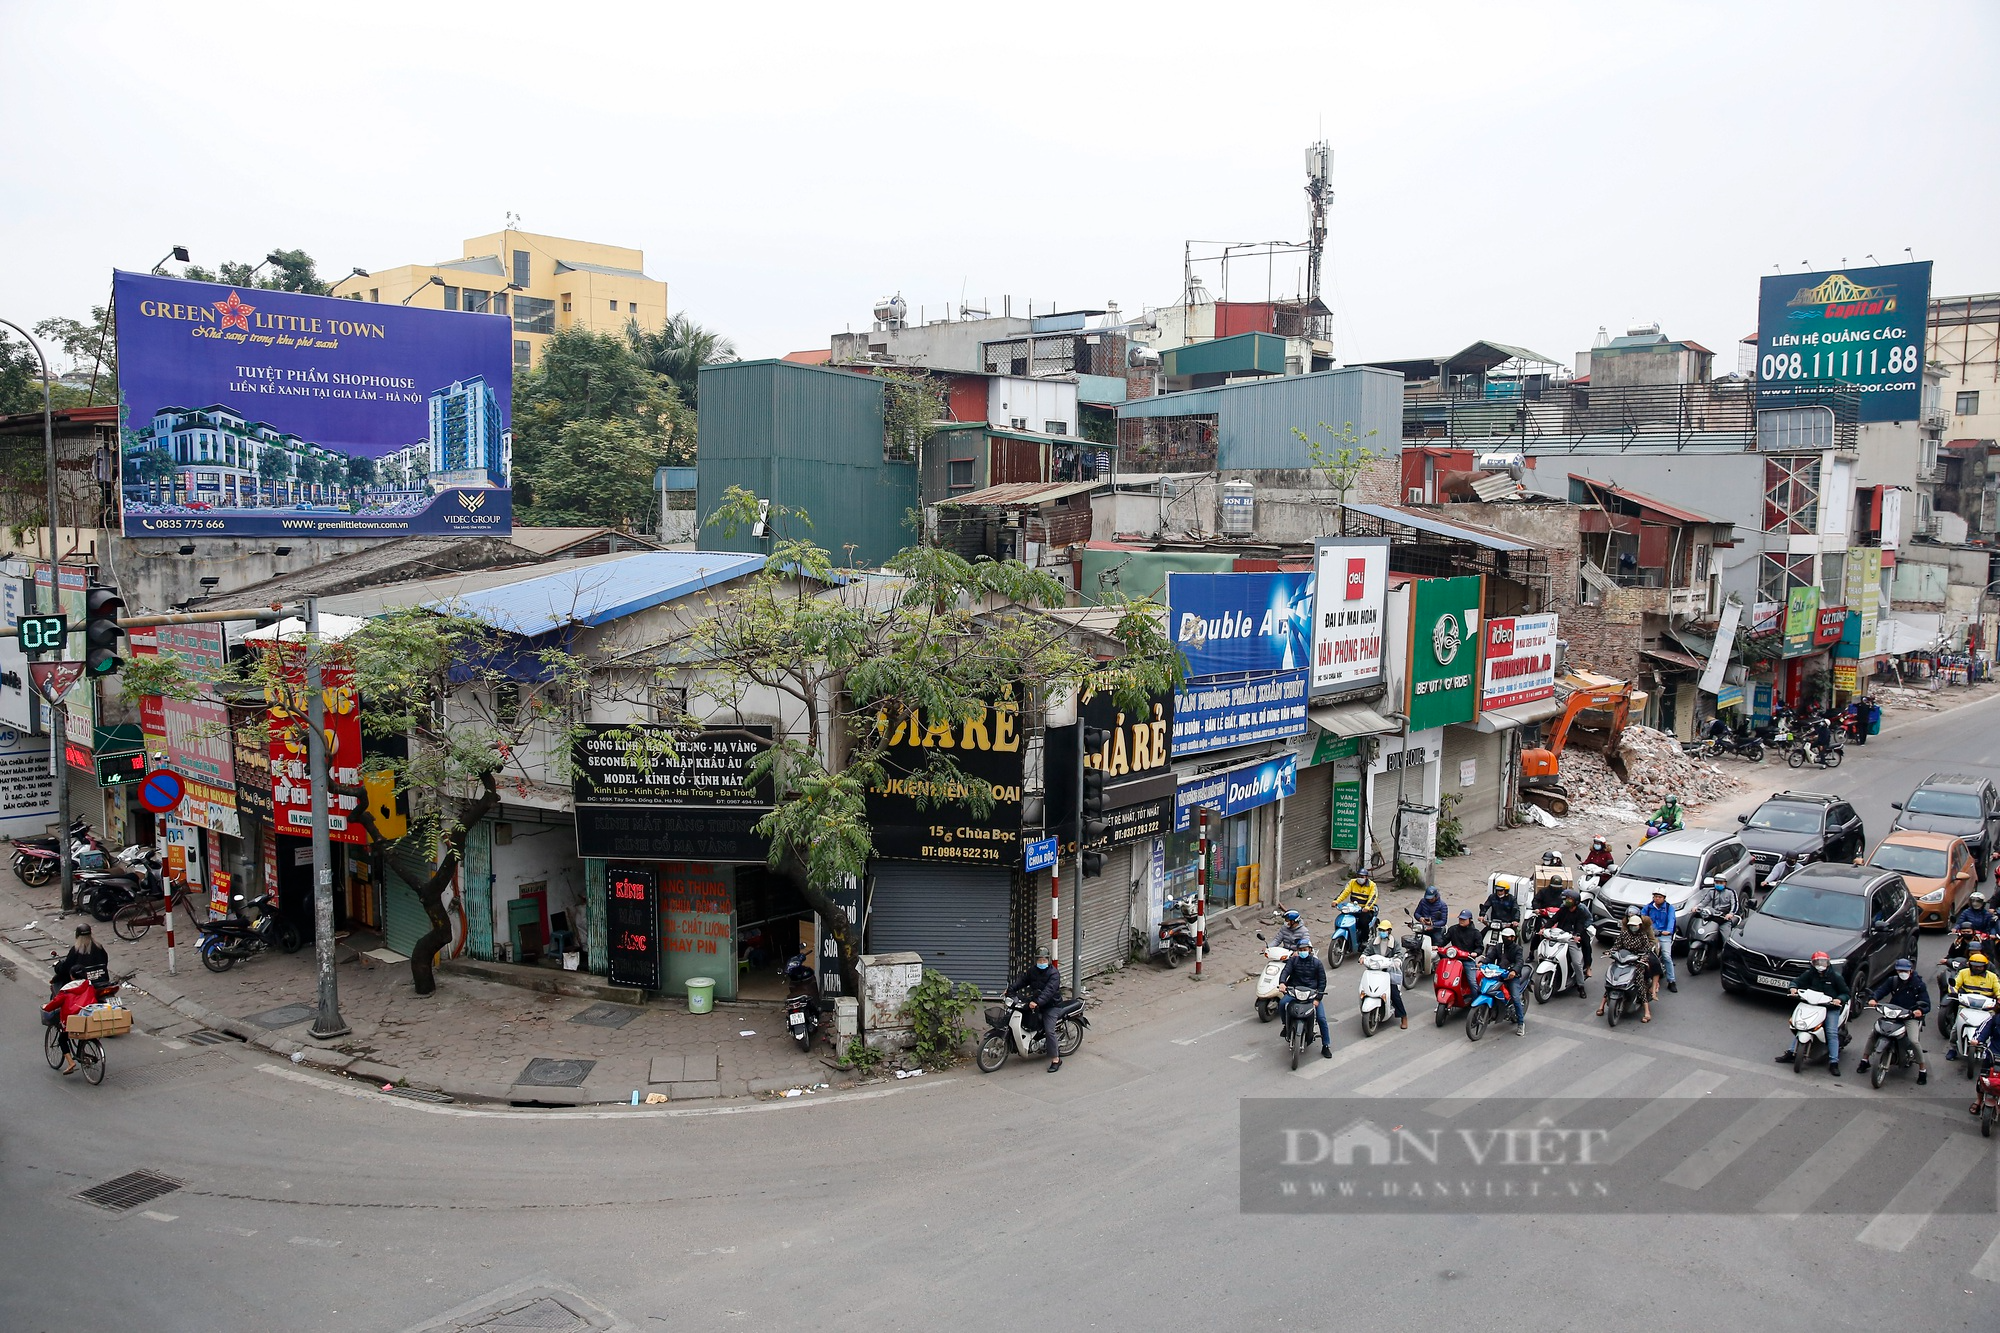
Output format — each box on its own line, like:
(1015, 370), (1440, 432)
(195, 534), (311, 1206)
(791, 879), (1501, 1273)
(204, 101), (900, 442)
(1194, 809), (1209, 979)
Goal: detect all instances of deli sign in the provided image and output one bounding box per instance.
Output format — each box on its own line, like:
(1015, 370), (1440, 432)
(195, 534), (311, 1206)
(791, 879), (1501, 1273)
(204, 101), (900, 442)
(1309, 536), (1390, 697)
(1481, 613), (1557, 710)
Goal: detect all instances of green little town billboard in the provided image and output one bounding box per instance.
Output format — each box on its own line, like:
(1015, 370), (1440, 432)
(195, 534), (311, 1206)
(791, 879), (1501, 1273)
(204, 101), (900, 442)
(1406, 575), (1484, 732)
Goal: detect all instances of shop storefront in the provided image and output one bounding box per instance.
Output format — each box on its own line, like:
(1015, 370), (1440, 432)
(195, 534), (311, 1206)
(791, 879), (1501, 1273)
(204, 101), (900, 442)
(1172, 750), (1296, 909)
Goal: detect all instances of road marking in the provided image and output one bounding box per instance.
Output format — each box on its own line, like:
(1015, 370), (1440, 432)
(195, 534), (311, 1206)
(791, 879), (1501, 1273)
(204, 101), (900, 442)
(1857, 1134), (1990, 1252)
(1291, 1033), (1399, 1081)
(209, 1226), (257, 1237)
(1664, 1089), (1805, 1191)
(1971, 1229), (2000, 1283)
(1424, 1038), (1579, 1118)
(1599, 1070), (1729, 1165)
(1755, 1112), (1892, 1216)
(289, 1236), (341, 1248)
(1230, 1051), (1260, 1063)
(1354, 1037), (1483, 1097)
(1507, 1052), (1656, 1127)
(140, 1210), (177, 1222)
(1172, 1016), (1251, 1047)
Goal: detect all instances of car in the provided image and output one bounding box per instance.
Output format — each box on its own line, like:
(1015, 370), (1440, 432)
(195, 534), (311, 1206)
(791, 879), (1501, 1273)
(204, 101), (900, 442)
(1868, 831), (1976, 929)
(1588, 826), (1757, 949)
(1735, 791), (1866, 887)
(1890, 773), (1999, 882)
(184, 500), (211, 511)
(1719, 863), (1921, 999)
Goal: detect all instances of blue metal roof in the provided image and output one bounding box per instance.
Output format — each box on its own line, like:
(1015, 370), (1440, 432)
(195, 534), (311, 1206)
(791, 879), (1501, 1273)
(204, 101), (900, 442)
(425, 551), (766, 636)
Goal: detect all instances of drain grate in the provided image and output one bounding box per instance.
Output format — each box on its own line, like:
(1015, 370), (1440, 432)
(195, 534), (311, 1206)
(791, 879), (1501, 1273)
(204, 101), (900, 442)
(566, 1002), (639, 1030)
(381, 1085), (454, 1104)
(185, 1029), (242, 1046)
(75, 1170), (183, 1212)
(472, 1296), (589, 1331)
(0, 956), (15, 980)
(515, 1057), (594, 1088)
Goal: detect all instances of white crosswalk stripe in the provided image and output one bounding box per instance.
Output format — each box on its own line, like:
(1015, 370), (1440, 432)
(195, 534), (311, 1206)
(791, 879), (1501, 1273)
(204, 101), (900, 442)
(1424, 1038), (1579, 1119)
(1290, 1029), (1407, 1081)
(1507, 1052), (1656, 1128)
(1756, 1112), (1892, 1217)
(1663, 1089), (1805, 1192)
(1598, 1070), (1729, 1165)
(1970, 1229), (2000, 1283)
(1353, 1037), (1485, 1097)
(1856, 1134), (1990, 1252)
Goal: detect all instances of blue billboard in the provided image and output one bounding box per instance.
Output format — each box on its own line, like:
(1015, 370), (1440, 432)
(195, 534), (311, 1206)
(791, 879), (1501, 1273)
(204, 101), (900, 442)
(1173, 752), (1297, 831)
(1755, 261), (1932, 424)
(1170, 669), (1308, 757)
(1164, 571), (1315, 678)
(114, 271), (513, 538)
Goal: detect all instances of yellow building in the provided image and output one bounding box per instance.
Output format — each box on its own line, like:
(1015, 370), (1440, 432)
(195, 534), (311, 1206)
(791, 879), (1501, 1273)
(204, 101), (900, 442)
(330, 229), (668, 369)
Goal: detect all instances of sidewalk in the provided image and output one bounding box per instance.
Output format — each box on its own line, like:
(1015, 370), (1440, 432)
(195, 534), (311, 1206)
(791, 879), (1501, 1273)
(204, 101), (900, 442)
(0, 874), (850, 1108)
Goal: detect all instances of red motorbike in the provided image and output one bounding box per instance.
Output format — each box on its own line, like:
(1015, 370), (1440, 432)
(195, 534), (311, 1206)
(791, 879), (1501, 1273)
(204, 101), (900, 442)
(1433, 945), (1474, 1027)
(1976, 1061), (2000, 1138)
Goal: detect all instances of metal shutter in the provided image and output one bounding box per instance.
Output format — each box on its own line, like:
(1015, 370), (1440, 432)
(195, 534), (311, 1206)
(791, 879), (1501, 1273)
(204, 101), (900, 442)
(1028, 849), (1137, 981)
(1286, 765), (1334, 884)
(382, 862), (428, 959)
(1441, 725), (1505, 839)
(867, 864), (1012, 995)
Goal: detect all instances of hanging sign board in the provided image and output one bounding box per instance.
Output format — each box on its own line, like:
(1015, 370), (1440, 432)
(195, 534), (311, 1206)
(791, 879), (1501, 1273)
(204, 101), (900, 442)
(605, 863), (662, 991)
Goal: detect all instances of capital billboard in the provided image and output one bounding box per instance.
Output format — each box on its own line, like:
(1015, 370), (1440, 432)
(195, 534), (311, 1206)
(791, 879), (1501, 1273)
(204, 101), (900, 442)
(114, 271), (513, 539)
(1309, 537), (1390, 698)
(1756, 261), (1932, 423)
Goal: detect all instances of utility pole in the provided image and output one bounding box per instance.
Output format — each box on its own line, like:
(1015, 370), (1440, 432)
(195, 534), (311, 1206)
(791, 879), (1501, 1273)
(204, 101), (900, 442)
(304, 597), (349, 1039)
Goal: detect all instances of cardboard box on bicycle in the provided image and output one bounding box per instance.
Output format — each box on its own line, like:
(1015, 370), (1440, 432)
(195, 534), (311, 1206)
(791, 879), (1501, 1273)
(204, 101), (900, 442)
(65, 1009), (132, 1038)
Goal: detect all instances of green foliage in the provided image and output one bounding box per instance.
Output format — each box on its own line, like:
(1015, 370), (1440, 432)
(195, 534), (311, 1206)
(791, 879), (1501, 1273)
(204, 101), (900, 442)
(877, 368), (942, 463)
(182, 248), (330, 294)
(1291, 419), (1383, 535)
(1395, 858), (1425, 890)
(1435, 792), (1466, 858)
(841, 1037), (884, 1076)
(907, 967), (983, 1068)
(512, 327), (693, 529)
(626, 312), (736, 407)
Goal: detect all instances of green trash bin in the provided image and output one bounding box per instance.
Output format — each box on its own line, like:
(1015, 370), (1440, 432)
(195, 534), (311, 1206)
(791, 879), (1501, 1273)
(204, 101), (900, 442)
(685, 977), (715, 1014)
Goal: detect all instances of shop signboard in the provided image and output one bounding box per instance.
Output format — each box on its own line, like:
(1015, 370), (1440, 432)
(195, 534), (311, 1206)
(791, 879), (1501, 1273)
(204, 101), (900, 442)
(1756, 261), (1932, 423)
(1751, 602), (1784, 637)
(1164, 571), (1315, 678)
(31, 565), (93, 760)
(0, 576), (36, 732)
(1844, 546), (1881, 656)
(1330, 780), (1362, 852)
(1814, 606), (1848, 647)
(0, 727), (57, 839)
(1715, 684), (1745, 709)
(1173, 752), (1297, 832)
(1309, 537), (1390, 697)
(1169, 669), (1308, 757)
(1480, 612), (1557, 710)
(1783, 586), (1820, 656)
(865, 696), (1024, 862)
(815, 875), (861, 997)
(1046, 679), (1175, 818)
(605, 863), (662, 991)
(265, 649), (367, 845)
(1406, 576), (1484, 732)
(155, 623), (239, 837)
(661, 862), (736, 1000)
(114, 270), (513, 539)
(1832, 661), (1859, 694)
(1310, 733), (1359, 766)
(572, 723), (774, 861)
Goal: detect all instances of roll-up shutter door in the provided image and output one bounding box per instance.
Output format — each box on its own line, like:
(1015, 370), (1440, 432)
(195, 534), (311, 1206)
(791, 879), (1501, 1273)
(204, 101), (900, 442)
(867, 864), (1012, 995)
(1286, 764), (1333, 884)
(1030, 848), (1139, 981)
(1441, 725), (1505, 839)
(382, 862), (428, 959)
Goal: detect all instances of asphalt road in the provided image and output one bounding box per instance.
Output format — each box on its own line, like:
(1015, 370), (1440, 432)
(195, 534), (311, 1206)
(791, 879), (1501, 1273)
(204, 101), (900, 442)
(4, 696), (1999, 1333)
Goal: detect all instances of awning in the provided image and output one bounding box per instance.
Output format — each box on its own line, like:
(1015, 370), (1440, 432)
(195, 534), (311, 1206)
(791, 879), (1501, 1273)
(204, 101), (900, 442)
(1473, 697), (1565, 733)
(1641, 646), (1707, 673)
(1308, 700), (1399, 739)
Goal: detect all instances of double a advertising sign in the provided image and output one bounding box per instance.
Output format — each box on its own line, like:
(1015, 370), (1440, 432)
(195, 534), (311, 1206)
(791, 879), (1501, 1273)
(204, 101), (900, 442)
(1165, 571), (1313, 755)
(1310, 537), (1390, 698)
(1756, 261), (1932, 423)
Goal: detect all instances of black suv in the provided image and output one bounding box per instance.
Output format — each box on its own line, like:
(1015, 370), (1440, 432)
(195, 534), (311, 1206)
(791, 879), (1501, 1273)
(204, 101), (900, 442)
(1891, 774), (1999, 882)
(1736, 791), (1866, 887)
(1719, 863), (1921, 999)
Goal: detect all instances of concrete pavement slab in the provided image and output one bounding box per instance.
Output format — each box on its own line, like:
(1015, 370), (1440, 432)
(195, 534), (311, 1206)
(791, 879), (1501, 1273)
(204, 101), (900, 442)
(647, 1055), (684, 1084)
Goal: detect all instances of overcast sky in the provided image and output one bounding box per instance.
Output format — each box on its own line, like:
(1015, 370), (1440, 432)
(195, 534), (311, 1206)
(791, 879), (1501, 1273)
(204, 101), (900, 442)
(5, 1), (1996, 372)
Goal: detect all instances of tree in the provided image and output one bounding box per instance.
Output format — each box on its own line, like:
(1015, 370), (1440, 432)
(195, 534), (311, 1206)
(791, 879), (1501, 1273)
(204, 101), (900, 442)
(35, 308), (117, 403)
(516, 416), (670, 528)
(626, 312), (736, 407)
(513, 327), (692, 527)
(1291, 419), (1383, 535)
(682, 488), (1184, 989)
(182, 248), (332, 295)
(260, 449), (294, 506)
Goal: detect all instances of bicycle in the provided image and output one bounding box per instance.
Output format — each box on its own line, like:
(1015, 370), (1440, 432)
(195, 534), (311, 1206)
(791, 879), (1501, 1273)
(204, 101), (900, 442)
(44, 1021), (106, 1085)
(111, 878), (201, 943)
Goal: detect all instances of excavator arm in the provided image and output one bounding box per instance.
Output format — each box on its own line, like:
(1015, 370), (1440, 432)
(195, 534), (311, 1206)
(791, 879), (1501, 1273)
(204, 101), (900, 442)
(1519, 686), (1632, 815)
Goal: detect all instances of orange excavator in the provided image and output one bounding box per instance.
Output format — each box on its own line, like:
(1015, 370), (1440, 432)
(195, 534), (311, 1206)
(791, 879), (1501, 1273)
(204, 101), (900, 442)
(1519, 685), (1631, 817)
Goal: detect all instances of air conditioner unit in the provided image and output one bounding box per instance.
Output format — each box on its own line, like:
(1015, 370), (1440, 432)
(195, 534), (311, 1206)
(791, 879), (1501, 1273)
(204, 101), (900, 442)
(1407, 487), (1426, 505)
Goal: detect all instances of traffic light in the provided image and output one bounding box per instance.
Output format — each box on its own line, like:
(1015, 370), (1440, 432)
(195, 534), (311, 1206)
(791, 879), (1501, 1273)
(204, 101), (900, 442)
(1079, 725), (1108, 875)
(84, 584), (125, 676)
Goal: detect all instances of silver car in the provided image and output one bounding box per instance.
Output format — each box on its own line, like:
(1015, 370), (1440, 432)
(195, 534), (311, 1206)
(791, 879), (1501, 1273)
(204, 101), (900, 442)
(1589, 826), (1758, 949)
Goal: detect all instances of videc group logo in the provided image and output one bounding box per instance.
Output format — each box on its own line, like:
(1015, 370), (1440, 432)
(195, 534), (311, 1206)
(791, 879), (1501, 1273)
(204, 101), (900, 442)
(1756, 260), (1932, 424)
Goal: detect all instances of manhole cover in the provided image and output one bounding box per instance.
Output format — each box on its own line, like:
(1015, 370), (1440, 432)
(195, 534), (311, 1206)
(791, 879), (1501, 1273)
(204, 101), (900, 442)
(400, 1280), (624, 1333)
(474, 1296), (589, 1330)
(245, 1003), (317, 1029)
(75, 1170), (183, 1212)
(516, 1058), (594, 1088)
(566, 1002), (639, 1030)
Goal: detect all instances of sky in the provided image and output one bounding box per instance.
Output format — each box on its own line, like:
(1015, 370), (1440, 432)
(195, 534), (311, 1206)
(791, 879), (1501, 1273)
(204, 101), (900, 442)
(4, 0), (1997, 373)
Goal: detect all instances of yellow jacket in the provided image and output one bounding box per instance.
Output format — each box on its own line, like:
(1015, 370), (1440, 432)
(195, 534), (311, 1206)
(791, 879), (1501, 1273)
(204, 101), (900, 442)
(1335, 879), (1379, 912)
(1954, 967), (2000, 1000)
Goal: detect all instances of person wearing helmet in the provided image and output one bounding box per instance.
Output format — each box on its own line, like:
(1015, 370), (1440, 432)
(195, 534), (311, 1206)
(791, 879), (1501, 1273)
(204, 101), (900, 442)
(1953, 952), (2000, 1006)
(1858, 958), (1930, 1084)
(1481, 925), (1528, 1035)
(1954, 892), (1999, 938)
(1601, 913), (1657, 1022)
(1362, 920), (1409, 1030)
(1552, 888), (1592, 990)
(1277, 941), (1332, 1059)
(1479, 877), (1522, 928)
(1582, 837), (1615, 872)
(1442, 909), (1484, 957)
(1649, 794), (1685, 833)
(1539, 850), (1564, 868)
(1274, 909), (1312, 954)
(1333, 874), (1379, 943)
(1412, 885), (1449, 944)
(1780, 952), (1849, 1075)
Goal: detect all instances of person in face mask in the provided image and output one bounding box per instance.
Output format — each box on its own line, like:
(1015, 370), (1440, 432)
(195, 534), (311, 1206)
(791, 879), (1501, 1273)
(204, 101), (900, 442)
(1953, 952), (2000, 1007)
(1006, 947), (1066, 1072)
(1273, 909), (1312, 953)
(1779, 951), (1850, 1076)
(1412, 886), (1449, 944)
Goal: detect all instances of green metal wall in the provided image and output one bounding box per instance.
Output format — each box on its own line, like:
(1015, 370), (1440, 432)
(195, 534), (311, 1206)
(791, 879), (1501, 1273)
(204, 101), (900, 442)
(696, 360), (919, 569)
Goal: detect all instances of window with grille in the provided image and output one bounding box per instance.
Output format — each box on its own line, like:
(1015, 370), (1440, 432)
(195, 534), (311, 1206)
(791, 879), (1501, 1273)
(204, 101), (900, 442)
(1757, 406), (1833, 451)
(1763, 455), (1821, 533)
(1759, 553), (1815, 602)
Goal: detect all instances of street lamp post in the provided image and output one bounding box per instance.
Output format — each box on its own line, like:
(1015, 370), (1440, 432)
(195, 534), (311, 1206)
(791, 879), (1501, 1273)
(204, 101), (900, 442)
(0, 316), (72, 912)
(400, 276), (446, 306)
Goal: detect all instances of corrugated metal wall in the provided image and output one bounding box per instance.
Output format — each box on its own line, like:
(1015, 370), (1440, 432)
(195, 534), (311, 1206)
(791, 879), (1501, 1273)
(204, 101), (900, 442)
(867, 865), (1012, 995)
(1031, 850), (1139, 981)
(1441, 726), (1506, 844)
(1115, 367), (1405, 473)
(1286, 766), (1334, 884)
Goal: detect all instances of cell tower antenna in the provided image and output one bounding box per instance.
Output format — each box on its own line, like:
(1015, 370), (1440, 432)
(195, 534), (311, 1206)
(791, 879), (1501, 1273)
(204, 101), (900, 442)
(1304, 140), (1332, 306)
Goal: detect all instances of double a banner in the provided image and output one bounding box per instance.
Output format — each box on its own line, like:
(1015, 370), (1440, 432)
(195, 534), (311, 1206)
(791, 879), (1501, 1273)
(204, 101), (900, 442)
(114, 271), (513, 539)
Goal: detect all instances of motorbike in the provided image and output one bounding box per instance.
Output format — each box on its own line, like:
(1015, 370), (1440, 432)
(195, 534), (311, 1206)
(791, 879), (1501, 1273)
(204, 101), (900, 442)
(1601, 948), (1645, 1026)
(1464, 962), (1518, 1041)
(1690, 732), (1767, 763)
(1280, 984), (1324, 1070)
(74, 846), (162, 922)
(1325, 901), (1368, 969)
(1787, 738), (1845, 770)
(974, 994), (1087, 1072)
(1252, 934), (1294, 1022)
(1685, 904), (1733, 976)
(1433, 946), (1474, 1027)
(12, 834), (104, 888)
(1863, 1003), (1921, 1089)
(1786, 988), (1851, 1075)
(783, 956), (821, 1052)
(1157, 894), (1205, 968)
(1530, 913), (1583, 1002)
(1936, 932), (1993, 1035)
(196, 892), (303, 972)
(11, 819), (94, 878)
(1950, 992), (1994, 1075)
(1976, 1056), (2000, 1138)
(1357, 952), (1398, 1037)
(1641, 815), (1683, 842)
(1400, 908), (1437, 991)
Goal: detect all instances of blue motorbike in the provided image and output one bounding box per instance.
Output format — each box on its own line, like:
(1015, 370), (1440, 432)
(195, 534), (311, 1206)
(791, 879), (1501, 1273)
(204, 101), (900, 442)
(1464, 961), (1518, 1041)
(1325, 904), (1369, 969)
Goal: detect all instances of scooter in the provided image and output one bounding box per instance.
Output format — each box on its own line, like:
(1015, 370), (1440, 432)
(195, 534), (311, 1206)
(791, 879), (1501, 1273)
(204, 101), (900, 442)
(1862, 1002), (1921, 1088)
(1280, 984), (1324, 1070)
(974, 994), (1086, 1072)
(1950, 993), (1994, 1075)
(1685, 904), (1733, 976)
(1936, 932), (1993, 1035)
(11, 819), (93, 875)
(1433, 946), (1474, 1027)
(1252, 934), (1295, 1022)
(12, 835), (103, 888)
(1787, 738), (1844, 770)
(1600, 948), (1645, 1027)
(782, 954), (821, 1052)
(1464, 962), (1518, 1041)
(1157, 894), (1205, 968)
(1976, 1056), (2000, 1138)
(1325, 901), (1368, 969)
(1400, 908), (1437, 991)
(1357, 952), (1398, 1037)
(196, 893), (303, 972)
(74, 846), (161, 922)
(1531, 916), (1584, 1002)
(1786, 988), (1850, 1075)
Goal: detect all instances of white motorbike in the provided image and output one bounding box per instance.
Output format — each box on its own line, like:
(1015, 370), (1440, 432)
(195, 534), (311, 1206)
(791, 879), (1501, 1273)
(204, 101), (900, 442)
(1400, 908), (1438, 991)
(1357, 953), (1398, 1037)
(1531, 923), (1584, 1003)
(1952, 992), (1995, 1077)
(1786, 988), (1851, 1075)
(974, 995), (1087, 1073)
(1253, 935), (1295, 1022)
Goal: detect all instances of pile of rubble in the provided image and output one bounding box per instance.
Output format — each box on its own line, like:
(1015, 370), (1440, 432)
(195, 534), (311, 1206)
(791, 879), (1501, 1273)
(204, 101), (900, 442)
(1555, 724), (1743, 816)
(1874, 686), (1942, 712)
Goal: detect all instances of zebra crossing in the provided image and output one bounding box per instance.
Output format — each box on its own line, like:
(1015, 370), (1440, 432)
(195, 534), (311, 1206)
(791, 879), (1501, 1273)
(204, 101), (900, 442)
(1224, 999), (2000, 1276)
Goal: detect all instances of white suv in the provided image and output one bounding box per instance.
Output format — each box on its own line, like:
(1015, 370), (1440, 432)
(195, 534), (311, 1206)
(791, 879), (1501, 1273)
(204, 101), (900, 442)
(1589, 827), (1757, 949)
